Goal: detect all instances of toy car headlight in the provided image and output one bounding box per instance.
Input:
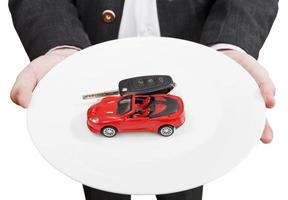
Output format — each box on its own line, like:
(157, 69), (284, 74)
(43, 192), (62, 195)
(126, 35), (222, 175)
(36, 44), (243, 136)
(89, 117), (99, 123)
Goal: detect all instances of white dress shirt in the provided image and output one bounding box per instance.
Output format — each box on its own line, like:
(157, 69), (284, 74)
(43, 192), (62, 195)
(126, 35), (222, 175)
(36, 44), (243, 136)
(118, 0), (160, 38)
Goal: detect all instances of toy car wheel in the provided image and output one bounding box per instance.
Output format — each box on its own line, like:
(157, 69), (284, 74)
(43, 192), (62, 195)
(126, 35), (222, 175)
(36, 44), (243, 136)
(101, 126), (118, 137)
(158, 125), (174, 137)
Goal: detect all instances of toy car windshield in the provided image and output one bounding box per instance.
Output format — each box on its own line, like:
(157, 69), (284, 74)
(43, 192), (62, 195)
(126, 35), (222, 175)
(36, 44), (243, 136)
(117, 95), (132, 115)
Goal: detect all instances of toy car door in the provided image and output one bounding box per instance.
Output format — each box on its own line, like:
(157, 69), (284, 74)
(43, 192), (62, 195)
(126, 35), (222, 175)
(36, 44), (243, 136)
(118, 111), (151, 132)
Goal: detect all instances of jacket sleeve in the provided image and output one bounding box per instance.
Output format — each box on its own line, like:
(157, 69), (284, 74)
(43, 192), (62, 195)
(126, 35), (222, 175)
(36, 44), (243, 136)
(200, 0), (278, 59)
(9, 0), (92, 61)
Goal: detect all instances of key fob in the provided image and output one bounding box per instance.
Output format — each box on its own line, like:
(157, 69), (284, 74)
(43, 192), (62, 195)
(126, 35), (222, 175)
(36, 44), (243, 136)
(118, 75), (175, 95)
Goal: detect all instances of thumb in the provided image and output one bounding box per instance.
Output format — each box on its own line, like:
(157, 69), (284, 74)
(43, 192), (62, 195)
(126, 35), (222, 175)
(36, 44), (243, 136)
(260, 119), (273, 144)
(10, 66), (37, 108)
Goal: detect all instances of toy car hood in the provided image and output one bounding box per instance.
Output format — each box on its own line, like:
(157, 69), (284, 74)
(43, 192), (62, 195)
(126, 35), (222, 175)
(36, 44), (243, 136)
(88, 96), (119, 119)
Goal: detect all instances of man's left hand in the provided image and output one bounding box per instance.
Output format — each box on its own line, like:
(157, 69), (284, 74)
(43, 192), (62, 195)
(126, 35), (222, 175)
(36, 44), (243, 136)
(219, 49), (276, 144)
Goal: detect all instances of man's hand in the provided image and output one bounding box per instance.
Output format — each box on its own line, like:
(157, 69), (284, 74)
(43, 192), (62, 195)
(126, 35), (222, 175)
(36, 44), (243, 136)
(219, 49), (276, 144)
(10, 48), (79, 108)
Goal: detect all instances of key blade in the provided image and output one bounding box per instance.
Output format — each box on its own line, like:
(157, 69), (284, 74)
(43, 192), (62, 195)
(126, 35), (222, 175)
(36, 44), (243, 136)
(82, 90), (119, 100)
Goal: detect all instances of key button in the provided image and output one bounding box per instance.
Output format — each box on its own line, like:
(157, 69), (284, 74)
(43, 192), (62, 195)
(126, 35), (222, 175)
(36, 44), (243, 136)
(137, 79), (144, 85)
(158, 77), (164, 83)
(147, 79), (154, 84)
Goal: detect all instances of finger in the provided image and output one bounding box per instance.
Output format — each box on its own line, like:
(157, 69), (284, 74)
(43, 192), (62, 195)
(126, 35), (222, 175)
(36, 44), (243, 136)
(259, 81), (276, 108)
(237, 55), (272, 88)
(220, 50), (276, 108)
(10, 67), (37, 108)
(220, 50), (270, 86)
(243, 61), (276, 108)
(260, 119), (273, 144)
(247, 65), (276, 108)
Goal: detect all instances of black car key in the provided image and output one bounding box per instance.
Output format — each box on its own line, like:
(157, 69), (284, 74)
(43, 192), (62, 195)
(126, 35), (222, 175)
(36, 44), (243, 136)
(118, 75), (175, 95)
(82, 75), (176, 100)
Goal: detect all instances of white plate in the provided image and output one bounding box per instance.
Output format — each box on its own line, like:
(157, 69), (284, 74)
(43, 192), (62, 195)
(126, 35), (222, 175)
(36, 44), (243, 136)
(27, 37), (265, 195)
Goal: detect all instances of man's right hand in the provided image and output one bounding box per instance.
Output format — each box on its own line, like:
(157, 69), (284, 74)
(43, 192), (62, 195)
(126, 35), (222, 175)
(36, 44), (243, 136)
(10, 48), (79, 108)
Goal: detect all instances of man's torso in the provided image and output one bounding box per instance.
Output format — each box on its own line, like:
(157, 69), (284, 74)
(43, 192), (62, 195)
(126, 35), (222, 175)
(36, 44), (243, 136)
(74, 0), (214, 44)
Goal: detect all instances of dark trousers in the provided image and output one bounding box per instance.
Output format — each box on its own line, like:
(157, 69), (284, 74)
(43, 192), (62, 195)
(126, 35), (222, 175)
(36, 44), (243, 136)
(83, 185), (203, 200)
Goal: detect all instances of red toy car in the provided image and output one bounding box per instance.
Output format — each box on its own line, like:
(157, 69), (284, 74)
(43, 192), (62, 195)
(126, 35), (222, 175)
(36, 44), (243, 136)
(87, 94), (185, 137)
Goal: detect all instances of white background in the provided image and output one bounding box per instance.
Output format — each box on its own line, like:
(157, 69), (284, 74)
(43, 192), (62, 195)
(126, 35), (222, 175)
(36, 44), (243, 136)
(0, 1), (287, 200)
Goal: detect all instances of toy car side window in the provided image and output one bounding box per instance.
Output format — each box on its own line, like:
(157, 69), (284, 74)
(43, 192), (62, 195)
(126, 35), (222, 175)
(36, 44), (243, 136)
(117, 95), (132, 115)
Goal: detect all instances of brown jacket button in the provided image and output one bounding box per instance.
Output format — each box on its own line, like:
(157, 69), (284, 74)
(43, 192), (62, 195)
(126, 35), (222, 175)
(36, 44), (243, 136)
(102, 10), (116, 23)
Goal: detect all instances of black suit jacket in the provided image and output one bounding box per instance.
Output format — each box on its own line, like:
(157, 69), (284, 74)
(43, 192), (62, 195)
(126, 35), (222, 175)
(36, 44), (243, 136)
(9, 0), (278, 60)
